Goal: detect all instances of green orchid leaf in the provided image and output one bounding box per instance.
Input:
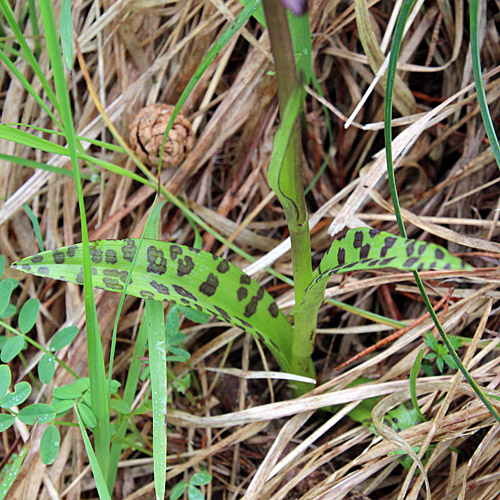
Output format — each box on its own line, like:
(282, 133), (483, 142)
(11, 239), (294, 372)
(299, 228), (472, 329)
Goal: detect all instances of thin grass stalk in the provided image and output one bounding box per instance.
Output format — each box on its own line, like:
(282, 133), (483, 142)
(384, 0), (500, 424)
(38, 0), (111, 485)
(469, 0), (500, 172)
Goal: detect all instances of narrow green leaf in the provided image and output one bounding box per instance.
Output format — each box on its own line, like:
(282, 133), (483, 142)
(179, 305), (209, 324)
(470, 0), (500, 172)
(18, 403), (55, 424)
(0, 414), (15, 432)
(53, 378), (89, 399)
(0, 440), (29, 499)
(191, 471), (212, 486)
(146, 299), (167, 500)
(0, 382), (31, 409)
(74, 405), (112, 500)
(38, 353), (56, 384)
(300, 228), (471, 325)
(11, 239), (295, 372)
(52, 399), (74, 416)
(18, 298), (40, 334)
(22, 204), (44, 252)
(187, 484), (204, 500)
(78, 403), (97, 429)
(410, 349), (426, 422)
(0, 255), (5, 279)
(49, 326), (79, 351)
(0, 280), (14, 317)
(170, 482), (188, 500)
(165, 306), (180, 338)
(1, 336), (25, 363)
(0, 365), (11, 401)
(40, 424), (60, 465)
(60, 0), (73, 71)
(0, 304), (16, 320)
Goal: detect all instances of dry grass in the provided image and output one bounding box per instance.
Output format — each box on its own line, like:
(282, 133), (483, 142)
(1, 0), (500, 499)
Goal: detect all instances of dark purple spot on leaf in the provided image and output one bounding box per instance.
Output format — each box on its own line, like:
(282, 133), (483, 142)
(380, 236), (397, 258)
(199, 273), (219, 296)
(379, 257), (395, 266)
(147, 246), (167, 275)
(140, 290), (154, 299)
(89, 247), (102, 263)
(169, 245), (182, 261)
(173, 285), (197, 301)
(32, 255), (43, 263)
(150, 280), (170, 295)
(405, 241), (416, 257)
(237, 287), (248, 301)
(240, 274), (251, 285)
(216, 260), (230, 273)
(353, 231), (364, 248)
(105, 249), (117, 265)
(403, 257), (420, 267)
(67, 245), (77, 257)
(103, 277), (123, 290)
(418, 244), (426, 255)
(122, 240), (137, 262)
(214, 306), (230, 321)
(435, 248), (445, 259)
(177, 256), (194, 277)
(38, 266), (49, 275)
(268, 302), (279, 318)
(337, 247), (345, 266)
(256, 287), (265, 300)
(360, 244), (371, 259)
(244, 297), (258, 317)
(53, 251), (65, 264)
(369, 228), (379, 238)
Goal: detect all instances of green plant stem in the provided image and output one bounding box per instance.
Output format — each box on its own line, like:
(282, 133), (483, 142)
(262, 0), (314, 384)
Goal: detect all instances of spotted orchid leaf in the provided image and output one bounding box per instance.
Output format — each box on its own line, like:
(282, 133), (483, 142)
(299, 228), (473, 322)
(11, 239), (294, 372)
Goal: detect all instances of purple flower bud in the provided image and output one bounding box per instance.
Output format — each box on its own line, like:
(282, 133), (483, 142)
(280, 0), (308, 16)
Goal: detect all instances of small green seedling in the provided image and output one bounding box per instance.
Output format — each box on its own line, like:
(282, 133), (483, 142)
(423, 332), (462, 373)
(170, 470), (212, 500)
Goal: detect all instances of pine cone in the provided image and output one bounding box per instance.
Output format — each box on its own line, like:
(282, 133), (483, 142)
(128, 103), (194, 167)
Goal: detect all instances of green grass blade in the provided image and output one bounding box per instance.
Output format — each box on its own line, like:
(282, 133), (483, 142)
(410, 349), (426, 422)
(0, 152), (91, 180)
(60, 0), (73, 72)
(0, 441), (29, 500)
(106, 201), (165, 489)
(22, 203), (44, 252)
(74, 406), (112, 500)
(38, 0), (110, 483)
(0, 1), (60, 116)
(0, 46), (62, 129)
(384, 1), (500, 425)
(469, 0), (500, 172)
(145, 299), (167, 500)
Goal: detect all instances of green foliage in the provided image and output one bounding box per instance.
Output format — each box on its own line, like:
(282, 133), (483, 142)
(18, 298), (39, 334)
(0, 336), (25, 363)
(170, 470), (212, 500)
(423, 333), (462, 373)
(40, 424), (60, 465)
